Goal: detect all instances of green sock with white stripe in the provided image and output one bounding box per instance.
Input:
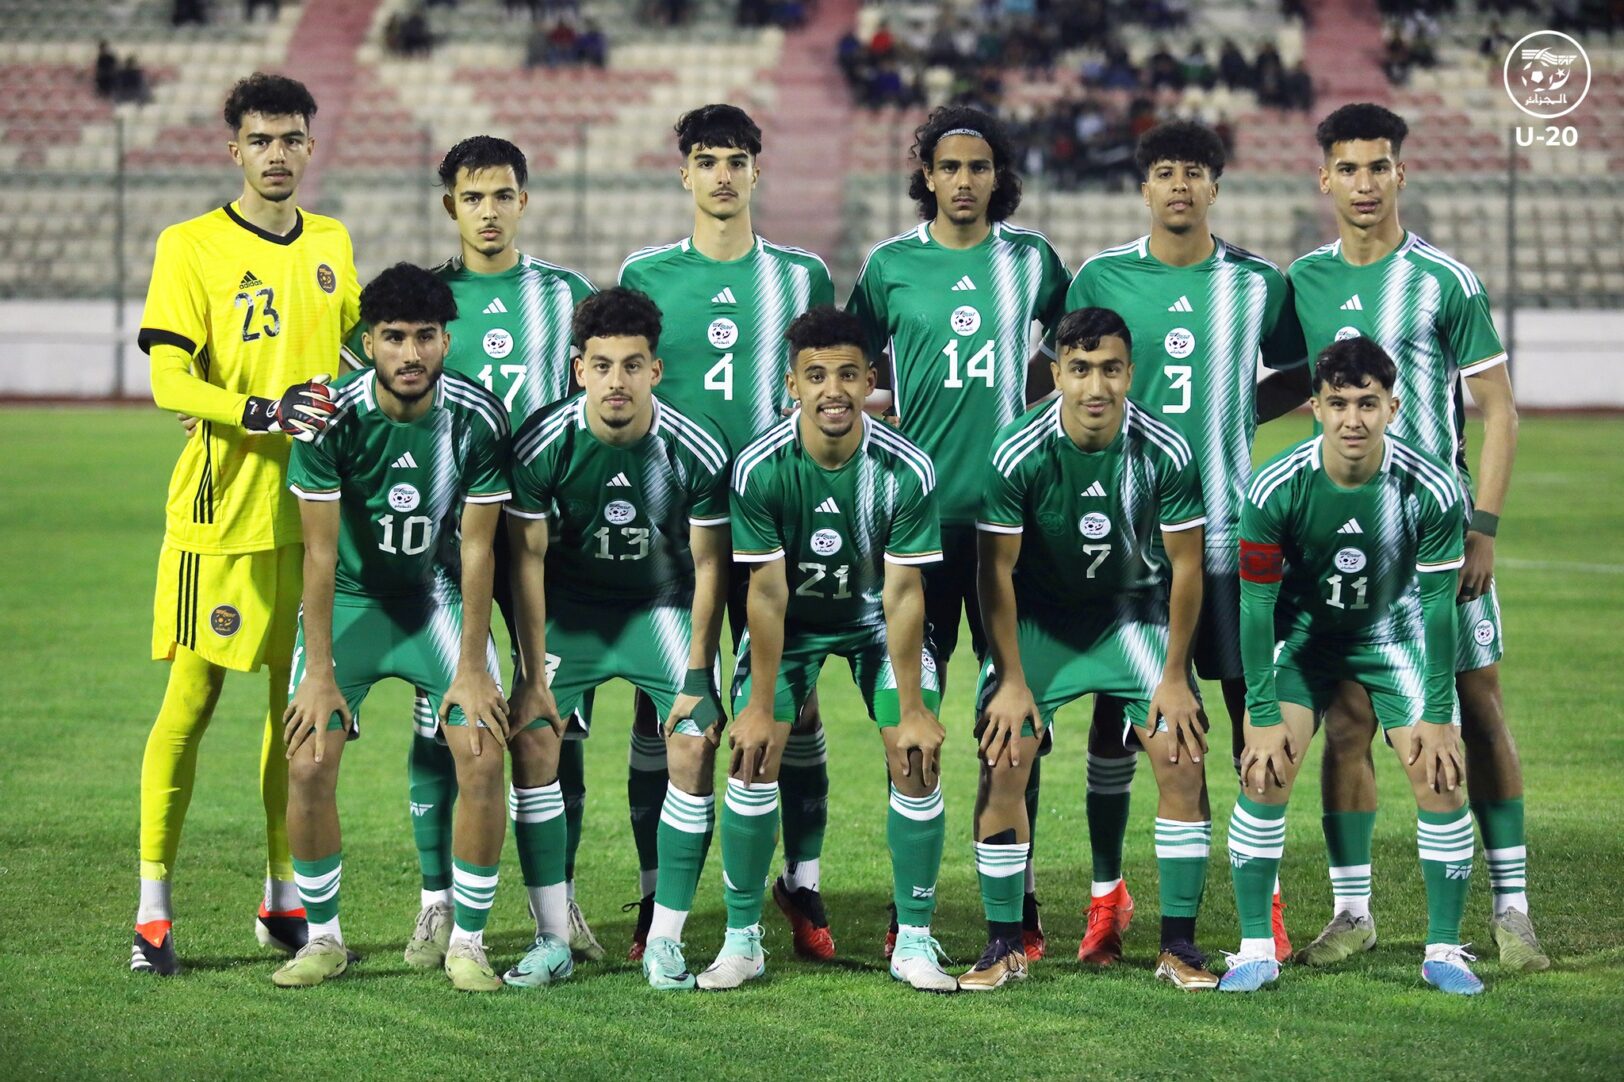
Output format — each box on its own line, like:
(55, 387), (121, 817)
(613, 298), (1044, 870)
(720, 779), (778, 930)
(778, 729), (829, 868)
(889, 785), (946, 928)
(627, 733), (668, 896)
(1470, 796), (1528, 916)
(1324, 810), (1376, 919)
(407, 718), (456, 897)
(510, 782), (567, 937)
(451, 858), (499, 939)
(1417, 807), (1474, 945)
(652, 783), (715, 941)
(292, 851), (342, 941)
(1155, 817), (1211, 918)
(975, 838), (1029, 940)
(1227, 792), (1287, 940)
(1086, 753), (1135, 886)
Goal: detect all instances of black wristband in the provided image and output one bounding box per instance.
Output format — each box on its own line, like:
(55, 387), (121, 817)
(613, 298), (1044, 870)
(242, 395), (279, 432)
(1469, 509), (1499, 537)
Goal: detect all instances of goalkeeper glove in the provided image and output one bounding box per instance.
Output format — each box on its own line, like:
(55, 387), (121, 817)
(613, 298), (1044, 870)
(242, 374), (337, 441)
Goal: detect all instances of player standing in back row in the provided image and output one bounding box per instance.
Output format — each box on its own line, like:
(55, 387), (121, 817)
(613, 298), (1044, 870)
(1287, 104), (1545, 971)
(620, 105), (838, 962)
(847, 104), (1069, 958)
(1065, 119), (1303, 966)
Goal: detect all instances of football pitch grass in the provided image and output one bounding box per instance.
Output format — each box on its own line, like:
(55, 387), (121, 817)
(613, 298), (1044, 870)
(1, 408), (1620, 1080)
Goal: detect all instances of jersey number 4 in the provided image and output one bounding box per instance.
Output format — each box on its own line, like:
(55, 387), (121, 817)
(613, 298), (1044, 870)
(705, 352), (734, 400)
(234, 287), (281, 342)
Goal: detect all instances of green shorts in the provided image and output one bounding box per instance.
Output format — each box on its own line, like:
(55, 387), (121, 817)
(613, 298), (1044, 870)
(1456, 584), (1503, 673)
(290, 594), (502, 734)
(1273, 634), (1460, 730)
(526, 592), (696, 734)
(730, 621), (942, 726)
(973, 600), (1175, 744)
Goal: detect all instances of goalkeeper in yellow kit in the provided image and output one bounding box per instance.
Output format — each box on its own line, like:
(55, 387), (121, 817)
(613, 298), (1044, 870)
(131, 73), (360, 974)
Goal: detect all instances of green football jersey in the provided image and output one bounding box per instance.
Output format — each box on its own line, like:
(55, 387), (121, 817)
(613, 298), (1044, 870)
(1289, 232), (1507, 480)
(979, 399), (1206, 611)
(619, 235), (835, 456)
(731, 413), (942, 631)
(287, 368), (511, 601)
(1241, 433), (1465, 645)
(846, 222), (1071, 525)
(1067, 235), (1304, 561)
(508, 393), (730, 605)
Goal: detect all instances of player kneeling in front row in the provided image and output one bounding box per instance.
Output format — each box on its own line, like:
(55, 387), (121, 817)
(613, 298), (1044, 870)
(275, 263), (513, 992)
(504, 288), (732, 990)
(699, 306), (955, 993)
(1222, 337), (1481, 995)
(963, 307), (1217, 991)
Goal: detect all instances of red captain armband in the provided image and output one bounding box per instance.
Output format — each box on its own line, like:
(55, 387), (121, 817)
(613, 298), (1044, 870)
(1239, 540), (1284, 583)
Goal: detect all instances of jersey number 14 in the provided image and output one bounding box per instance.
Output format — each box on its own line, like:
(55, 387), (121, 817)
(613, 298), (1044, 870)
(942, 340), (995, 388)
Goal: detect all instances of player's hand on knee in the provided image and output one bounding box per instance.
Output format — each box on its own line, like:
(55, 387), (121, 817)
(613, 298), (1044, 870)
(1151, 677), (1206, 764)
(283, 674), (350, 763)
(510, 678), (563, 738)
(667, 667), (726, 745)
(728, 702), (776, 779)
(1408, 720), (1463, 793)
(242, 373), (336, 441)
(895, 703), (946, 789)
(978, 681), (1036, 770)
(1240, 724), (1295, 795)
(444, 669), (509, 756)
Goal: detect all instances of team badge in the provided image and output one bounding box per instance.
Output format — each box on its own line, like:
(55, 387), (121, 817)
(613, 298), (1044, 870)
(1078, 512), (1111, 540)
(811, 528), (842, 556)
(484, 328), (513, 359)
(920, 649), (938, 673)
(1036, 510), (1067, 534)
(209, 604), (241, 637)
(1473, 619), (1496, 646)
(1335, 326), (1363, 342)
(1164, 327), (1195, 359)
(315, 263), (336, 294)
(605, 499), (636, 525)
(950, 305), (981, 336)
(708, 317), (739, 349)
(389, 483), (420, 512)
(1334, 547), (1367, 573)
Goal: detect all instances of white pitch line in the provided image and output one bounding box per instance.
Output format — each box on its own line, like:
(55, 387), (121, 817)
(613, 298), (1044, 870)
(1499, 558), (1624, 575)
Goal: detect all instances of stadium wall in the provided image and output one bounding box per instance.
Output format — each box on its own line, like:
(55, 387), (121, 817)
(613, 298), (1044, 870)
(2, 300), (1622, 409)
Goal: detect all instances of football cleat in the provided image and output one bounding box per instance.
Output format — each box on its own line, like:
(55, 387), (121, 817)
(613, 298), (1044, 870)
(697, 925), (766, 991)
(445, 939), (504, 993)
(1271, 891), (1293, 963)
(1078, 881), (1134, 965)
(1422, 945), (1484, 996)
(131, 921), (179, 976)
(503, 933), (574, 988)
(624, 893), (654, 962)
(272, 935), (354, 988)
(1154, 940), (1218, 991)
(255, 901), (308, 954)
(890, 930), (957, 993)
(1295, 911), (1377, 967)
(772, 877), (836, 961)
(404, 900), (454, 969)
(1217, 950), (1280, 992)
(643, 936), (697, 991)
(1021, 893), (1046, 961)
(566, 898), (605, 961)
(958, 937), (1027, 991)
(1491, 909), (1550, 972)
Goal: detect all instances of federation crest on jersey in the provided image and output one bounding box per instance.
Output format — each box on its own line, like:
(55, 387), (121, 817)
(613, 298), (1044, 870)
(950, 305), (981, 336)
(1078, 513), (1111, 540)
(1334, 547), (1367, 573)
(920, 649), (938, 674)
(389, 483), (421, 512)
(811, 528), (842, 556)
(605, 500), (636, 525)
(209, 604), (241, 637)
(1164, 327), (1195, 359)
(1335, 326), (1363, 342)
(1473, 619), (1496, 646)
(708, 317), (739, 349)
(315, 263), (336, 294)
(484, 328), (514, 359)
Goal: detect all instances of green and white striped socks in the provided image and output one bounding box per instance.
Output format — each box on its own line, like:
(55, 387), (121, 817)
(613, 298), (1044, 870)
(889, 785), (946, 928)
(293, 851), (342, 942)
(511, 782), (567, 938)
(451, 858), (499, 946)
(652, 783), (715, 942)
(1227, 792), (1287, 945)
(1154, 817), (1211, 919)
(1324, 810), (1376, 919)
(1086, 752), (1135, 892)
(720, 778), (779, 931)
(1418, 808), (1474, 946)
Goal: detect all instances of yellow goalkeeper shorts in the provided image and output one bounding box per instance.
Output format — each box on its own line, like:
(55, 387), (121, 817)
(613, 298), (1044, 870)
(151, 542), (302, 672)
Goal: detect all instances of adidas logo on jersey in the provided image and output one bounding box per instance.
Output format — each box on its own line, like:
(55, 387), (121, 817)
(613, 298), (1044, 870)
(483, 298), (508, 314)
(607, 472), (631, 488)
(238, 270), (263, 289)
(1167, 295), (1194, 313)
(950, 275), (977, 292)
(391, 452), (419, 469)
(815, 497), (841, 513)
(1341, 295), (1364, 311)
(1080, 481), (1106, 498)
(1337, 518), (1363, 534)
(711, 287), (737, 304)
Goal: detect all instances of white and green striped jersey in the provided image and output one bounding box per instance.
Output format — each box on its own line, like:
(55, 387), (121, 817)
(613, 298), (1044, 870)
(287, 368), (510, 601)
(1067, 235), (1304, 564)
(508, 393), (730, 605)
(619, 235), (835, 456)
(1290, 232), (1506, 484)
(846, 221), (1071, 525)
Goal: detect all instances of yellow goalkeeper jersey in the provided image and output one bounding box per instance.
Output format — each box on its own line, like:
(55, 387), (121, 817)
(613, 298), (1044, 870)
(139, 202), (360, 554)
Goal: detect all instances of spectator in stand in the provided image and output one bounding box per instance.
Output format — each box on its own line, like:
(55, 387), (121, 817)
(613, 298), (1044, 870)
(871, 20), (896, 60)
(401, 8), (434, 56)
(1218, 38), (1253, 90)
(545, 19), (578, 65)
(1479, 19), (1513, 60)
(115, 55), (151, 105)
(1182, 40), (1217, 90)
(1282, 59), (1315, 111)
(1280, 0), (1311, 24)
(1146, 42), (1185, 90)
(1381, 28), (1412, 85)
(577, 19), (607, 66)
(524, 21), (549, 67)
(244, 0), (280, 21)
(94, 41), (118, 98)
(172, 0), (206, 25)
(1094, 41), (1140, 90)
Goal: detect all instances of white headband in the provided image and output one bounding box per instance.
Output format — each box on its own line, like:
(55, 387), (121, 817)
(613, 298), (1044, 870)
(940, 127), (984, 140)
